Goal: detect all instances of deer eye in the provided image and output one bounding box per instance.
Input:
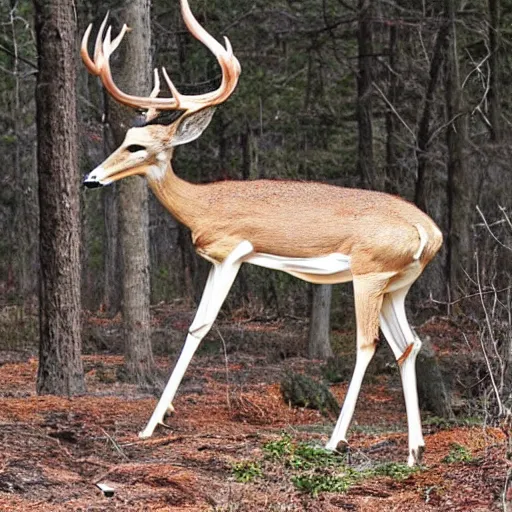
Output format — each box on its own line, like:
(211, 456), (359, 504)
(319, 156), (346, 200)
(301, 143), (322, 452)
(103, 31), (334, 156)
(126, 144), (146, 153)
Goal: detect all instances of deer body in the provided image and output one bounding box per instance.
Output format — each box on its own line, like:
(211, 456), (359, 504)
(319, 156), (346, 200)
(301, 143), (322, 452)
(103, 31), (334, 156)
(147, 162), (441, 270)
(82, 0), (443, 467)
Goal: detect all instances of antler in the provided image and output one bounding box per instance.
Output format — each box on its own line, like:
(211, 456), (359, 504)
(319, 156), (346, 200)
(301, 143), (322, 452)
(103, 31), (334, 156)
(81, 0), (241, 113)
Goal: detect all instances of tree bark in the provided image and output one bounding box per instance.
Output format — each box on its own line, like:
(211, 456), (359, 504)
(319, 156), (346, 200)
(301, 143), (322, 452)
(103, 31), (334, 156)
(414, 19), (450, 212)
(356, 0), (378, 189)
(108, 0), (155, 385)
(35, 0), (85, 395)
(416, 340), (453, 419)
(445, 0), (473, 295)
(102, 185), (122, 315)
(308, 284), (334, 360)
(488, 0), (502, 142)
(384, 23), (399, 194)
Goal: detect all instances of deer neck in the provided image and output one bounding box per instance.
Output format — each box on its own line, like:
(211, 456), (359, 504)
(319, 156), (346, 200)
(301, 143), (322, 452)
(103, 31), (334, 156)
(146, 158), (207, 231)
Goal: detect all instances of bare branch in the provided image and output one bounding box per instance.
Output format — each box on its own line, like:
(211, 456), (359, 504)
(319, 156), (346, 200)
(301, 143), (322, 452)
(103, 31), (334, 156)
(476, 205), (512, 252)
(372, 81), (416, 140)
(475, 253), (504, 417)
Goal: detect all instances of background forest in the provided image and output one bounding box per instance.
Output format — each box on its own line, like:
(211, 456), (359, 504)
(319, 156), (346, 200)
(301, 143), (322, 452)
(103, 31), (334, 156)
(0, 0), (510, 418)
(0, 0), (510, 509)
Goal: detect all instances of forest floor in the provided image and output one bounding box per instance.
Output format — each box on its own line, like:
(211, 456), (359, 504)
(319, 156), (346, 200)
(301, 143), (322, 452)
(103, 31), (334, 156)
(0, 306), (510, 511)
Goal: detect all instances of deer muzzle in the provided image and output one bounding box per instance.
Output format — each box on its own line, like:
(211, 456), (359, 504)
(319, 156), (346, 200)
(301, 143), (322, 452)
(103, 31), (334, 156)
(83, 167), (111, 188)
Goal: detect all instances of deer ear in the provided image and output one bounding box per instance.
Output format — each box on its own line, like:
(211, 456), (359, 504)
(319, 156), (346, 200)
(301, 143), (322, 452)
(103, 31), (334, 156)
(171, 107), (216, 146)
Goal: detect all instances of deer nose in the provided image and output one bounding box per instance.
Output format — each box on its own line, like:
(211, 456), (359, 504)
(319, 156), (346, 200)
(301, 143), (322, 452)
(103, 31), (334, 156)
(83, 172), (103, 188)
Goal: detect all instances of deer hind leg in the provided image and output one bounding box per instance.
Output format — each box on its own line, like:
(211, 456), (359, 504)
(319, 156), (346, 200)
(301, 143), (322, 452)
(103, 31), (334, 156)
(379, 285), (424, 466)
(326, 274), (388, 451)
(139, 240), (253, 439)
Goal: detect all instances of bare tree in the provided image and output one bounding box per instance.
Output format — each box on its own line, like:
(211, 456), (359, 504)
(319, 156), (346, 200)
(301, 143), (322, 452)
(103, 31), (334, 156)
(34, 0), (85, 395)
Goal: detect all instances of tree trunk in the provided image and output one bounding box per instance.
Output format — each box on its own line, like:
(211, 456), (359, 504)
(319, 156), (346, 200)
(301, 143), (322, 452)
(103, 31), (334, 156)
(414, 19), (450, 212)
(488, 0), (502, 142)
(102, 185), (122, 314)
(308, 284), (334, 360)
(108, 0), (155, 385)
(384, 24), (399, 195)
(34, 0), (85, 395)
(356, 0), (377, 189)
(416, 341), (453, 419)
(445, 0), (473, 295)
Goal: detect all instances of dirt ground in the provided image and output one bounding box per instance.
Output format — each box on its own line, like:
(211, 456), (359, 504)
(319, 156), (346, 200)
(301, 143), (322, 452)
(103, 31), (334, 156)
(0, 313), (510, 511)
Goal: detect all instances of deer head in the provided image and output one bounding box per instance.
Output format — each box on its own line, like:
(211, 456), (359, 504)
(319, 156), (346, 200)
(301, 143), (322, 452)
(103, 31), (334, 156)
(82, 0), (241, 188)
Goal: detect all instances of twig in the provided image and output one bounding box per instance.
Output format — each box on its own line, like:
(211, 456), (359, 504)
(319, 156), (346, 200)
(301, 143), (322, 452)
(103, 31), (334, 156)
(503, 467), (511, 512)
(121, 435), (183, 447)
(372, 81), (415, 140)
(100, 428), (128, 460)
(430, 285), (512, 306)
(0, 43), (37, 70)
(476, 205), (512, 252)
(215, 326), (231, 412)
(500, 206), (512, 232)
(475, 254), (504, 417)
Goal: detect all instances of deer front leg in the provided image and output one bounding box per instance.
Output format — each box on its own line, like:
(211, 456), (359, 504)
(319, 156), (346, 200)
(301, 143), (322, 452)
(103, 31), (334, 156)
(139, 241), (253, 439)
(326, 275), (387, 451)
(379, 286), (424, 466)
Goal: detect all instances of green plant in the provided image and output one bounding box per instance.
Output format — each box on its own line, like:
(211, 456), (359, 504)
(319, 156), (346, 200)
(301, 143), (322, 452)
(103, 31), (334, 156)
(291, 472), (356, 497)
(369, 462), (419, 480)
(288, 443), (344, 470)
(263, 435), (346, 468)
(231, 461), (262, 483)
(442, 443), (473, 464)
(260, 435), (424, 496)
(263, 434), (293, 460)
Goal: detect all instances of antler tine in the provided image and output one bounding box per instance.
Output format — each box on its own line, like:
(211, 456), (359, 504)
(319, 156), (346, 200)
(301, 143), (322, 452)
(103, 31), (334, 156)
(144, 69), (163, 121)
(94, 14), (109, 68)
(103, 23), (129, 60)
(80, 24), (96, 74)
(161, 67), (184, 108)
(80, 13), (109, 76)
(81, 23), (101, 75)
(179, 0), (241, 106)
(150, 68), (161, 98)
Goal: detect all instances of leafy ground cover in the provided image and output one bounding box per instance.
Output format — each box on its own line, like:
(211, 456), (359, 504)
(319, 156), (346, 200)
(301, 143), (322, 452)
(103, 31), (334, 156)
(0, 311), (509, 511)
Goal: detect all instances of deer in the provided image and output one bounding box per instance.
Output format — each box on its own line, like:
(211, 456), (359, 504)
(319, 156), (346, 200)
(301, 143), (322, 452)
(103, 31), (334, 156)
(81, 0), (443, 467)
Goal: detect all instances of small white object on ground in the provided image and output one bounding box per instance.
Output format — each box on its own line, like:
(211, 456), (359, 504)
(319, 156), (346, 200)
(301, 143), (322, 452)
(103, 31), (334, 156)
(96, 482), (115, 497)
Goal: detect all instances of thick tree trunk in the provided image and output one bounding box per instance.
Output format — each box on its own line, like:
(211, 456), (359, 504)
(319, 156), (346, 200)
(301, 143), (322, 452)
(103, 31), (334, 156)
(34, 0), (85, 395)
(356, 0), (378, 189)
(108, 0), (155, 385)
(445, 0), (473, 295)
(414, 20), (450, 212)
(308, 284), (333, 360)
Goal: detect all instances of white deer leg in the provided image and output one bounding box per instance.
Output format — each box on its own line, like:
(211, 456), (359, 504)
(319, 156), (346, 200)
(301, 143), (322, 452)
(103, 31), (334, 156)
(326, 275), (386, 451)
(379, 286), (424, 466)
(139, 241), (253, 439)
